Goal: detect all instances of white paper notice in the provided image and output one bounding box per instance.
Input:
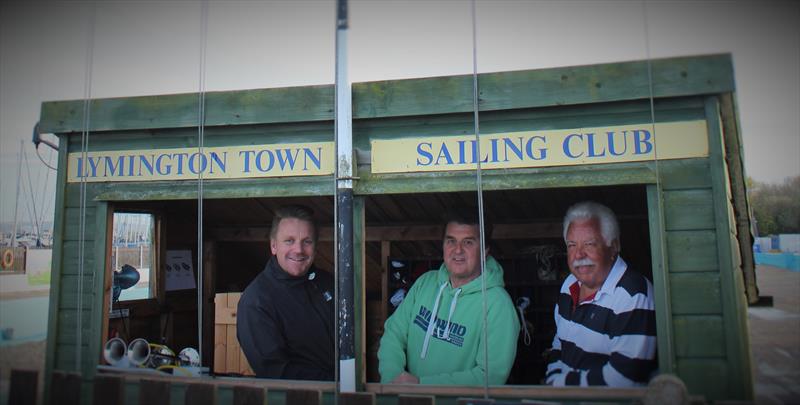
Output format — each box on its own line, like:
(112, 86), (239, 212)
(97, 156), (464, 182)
(165, 250), (197, 291)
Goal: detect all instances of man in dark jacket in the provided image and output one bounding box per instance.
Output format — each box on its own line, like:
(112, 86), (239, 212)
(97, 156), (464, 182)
(237, 205), (335, 380)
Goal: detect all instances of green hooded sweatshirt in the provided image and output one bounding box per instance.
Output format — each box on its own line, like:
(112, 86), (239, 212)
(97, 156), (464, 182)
(378, 256), (519, 385)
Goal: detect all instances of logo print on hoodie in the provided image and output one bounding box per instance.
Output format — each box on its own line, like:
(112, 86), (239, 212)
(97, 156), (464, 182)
(413, 305), (467, 347)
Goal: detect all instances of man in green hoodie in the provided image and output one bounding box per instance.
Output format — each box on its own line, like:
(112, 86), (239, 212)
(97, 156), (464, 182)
(378, 212), (519, 385)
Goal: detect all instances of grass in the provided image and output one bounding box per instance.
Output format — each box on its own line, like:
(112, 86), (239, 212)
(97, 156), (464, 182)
(27, 271), (51, 286)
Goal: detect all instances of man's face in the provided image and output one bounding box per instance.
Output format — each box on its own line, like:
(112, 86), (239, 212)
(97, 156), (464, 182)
(270, 217), (316, 277)
(443, 222), (485, 286)
(565, 218), (618, 290)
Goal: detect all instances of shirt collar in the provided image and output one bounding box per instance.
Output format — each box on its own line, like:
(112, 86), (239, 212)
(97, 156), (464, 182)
(596, 256), (627, 298)
(567, 256), (627, 303)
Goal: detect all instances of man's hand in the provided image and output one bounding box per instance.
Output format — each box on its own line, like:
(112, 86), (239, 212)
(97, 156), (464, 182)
(391, 371), (420, 384)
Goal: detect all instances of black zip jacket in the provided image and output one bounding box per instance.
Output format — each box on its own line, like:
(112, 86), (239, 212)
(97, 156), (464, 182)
(237, 256), (335, 380)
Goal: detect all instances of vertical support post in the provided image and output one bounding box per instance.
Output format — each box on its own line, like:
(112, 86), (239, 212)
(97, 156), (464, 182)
(335, 0), (355, 393)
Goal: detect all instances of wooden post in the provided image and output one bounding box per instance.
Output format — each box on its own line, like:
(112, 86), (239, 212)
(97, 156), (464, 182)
(338, 391), (376, 405)
(49, 371), (82, 405)
(285, 388), (321, 405)
(185, 382), (216, 405)
(642, 374), (689, 405)
(139, 379), (171, 405)
(232, 385), (265, 405)
(203, 240), (217, 368)
(9, 369), (38, 405)
(92, 374), (124, 405)
(456, 399), (494, 405)
(398, 395), (436, 405)
(380, 241), (390, 328)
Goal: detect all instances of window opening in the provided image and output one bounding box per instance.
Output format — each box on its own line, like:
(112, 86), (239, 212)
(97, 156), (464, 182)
(111, 212), (155, 302)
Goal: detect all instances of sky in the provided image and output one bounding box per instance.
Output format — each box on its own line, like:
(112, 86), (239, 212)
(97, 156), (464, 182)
(1, 0), (798, 227)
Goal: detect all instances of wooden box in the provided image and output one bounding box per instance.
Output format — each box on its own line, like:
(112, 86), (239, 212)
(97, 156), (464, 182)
(214, 293), (254, 376)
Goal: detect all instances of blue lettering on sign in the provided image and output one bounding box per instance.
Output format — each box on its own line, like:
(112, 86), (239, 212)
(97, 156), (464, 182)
(586, 133), (606, 157)
(255, 150), (275, 172)
(104, 156), (124, 177)
(210, 152), (227, 173)
(139, 155), (155, 176)
(525, 136), (547, 160)
(174, 153), (188, 174)
(188, 153), (207, 174)
(434, 143), (454, 165)
(276, 149), (299, 170)
(563, 133), (583, 158)
(502, 137), (524, 162)
(489, 138), (500, 162)
(607, 131), (628, 156)
(633, 129), (653, 155)
(303, 148), (321, 170)
(155, 154), (172, 175)
(239, 150), (255, 173)
(87, 156), (101, 178)
(417, 143), (433, 166)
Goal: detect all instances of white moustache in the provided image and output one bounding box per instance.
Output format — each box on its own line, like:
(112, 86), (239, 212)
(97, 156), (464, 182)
(572, 258), (596, 268)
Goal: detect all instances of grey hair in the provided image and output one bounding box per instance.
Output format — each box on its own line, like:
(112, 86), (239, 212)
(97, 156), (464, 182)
(562, 201), (620, 247)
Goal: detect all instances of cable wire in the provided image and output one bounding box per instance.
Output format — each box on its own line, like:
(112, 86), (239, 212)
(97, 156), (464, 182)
(469, 0), (491, 398)
(76, 3), (96, 373)
(196, 0), (209, 369)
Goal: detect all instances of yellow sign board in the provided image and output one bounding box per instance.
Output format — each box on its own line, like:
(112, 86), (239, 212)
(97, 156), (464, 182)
(371, 120), (709, 174)
(67, 142), (335, 183)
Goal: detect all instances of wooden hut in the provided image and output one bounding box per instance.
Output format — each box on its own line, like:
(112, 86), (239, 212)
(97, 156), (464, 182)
(38, 53), (755, 404)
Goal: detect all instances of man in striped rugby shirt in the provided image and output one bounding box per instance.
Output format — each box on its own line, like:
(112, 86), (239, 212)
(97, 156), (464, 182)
(546, 201), (657, 387)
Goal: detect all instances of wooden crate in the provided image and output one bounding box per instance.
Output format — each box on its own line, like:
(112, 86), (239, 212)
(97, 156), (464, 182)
(214, 293), (255, 376)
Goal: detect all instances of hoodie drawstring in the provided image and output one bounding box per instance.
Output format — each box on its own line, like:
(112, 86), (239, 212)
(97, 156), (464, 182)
(439, 288), (462, 340)
(420, 282), (448, 359)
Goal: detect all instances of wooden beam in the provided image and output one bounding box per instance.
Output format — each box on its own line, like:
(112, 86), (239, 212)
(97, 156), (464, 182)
(232, 385), (266, 405)
(285, 389), (322, 405)
(398, 395), (435, 405)
(139, 379), (171, 405)
(210, 223), (563, 243)
(185, 382), (217, 405)
(339, 392), (376, 405)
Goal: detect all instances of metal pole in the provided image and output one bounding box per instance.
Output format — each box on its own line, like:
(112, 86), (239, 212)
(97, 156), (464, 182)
(11, 141), (23, 248)
(335, 0), (356, 393)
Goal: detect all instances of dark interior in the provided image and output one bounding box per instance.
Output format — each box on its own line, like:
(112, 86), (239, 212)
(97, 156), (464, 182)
(105, 184), (652, 384)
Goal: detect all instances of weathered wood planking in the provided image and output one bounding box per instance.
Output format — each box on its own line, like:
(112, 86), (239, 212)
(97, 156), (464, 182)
(64, 207), (98, 241)
(232, 385), (266, 405)
(675, 359), (730, 401)
(92, 374), (124, 405)
(673, 315), (727, 358)
(139, 378), (171, 405)
(657, 159), (712, 190)
(663, 189), (715, 231)
(665, 231), (719, 272)
(669, 273), (722, 315)
(49, 370), (82, 405)
(40, 55), (734, 133)
(285, 388), (322, 405)
(185, 382), (218, 405)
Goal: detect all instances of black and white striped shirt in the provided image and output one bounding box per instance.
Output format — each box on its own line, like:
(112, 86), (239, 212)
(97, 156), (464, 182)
(546, 257), (657, 387)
